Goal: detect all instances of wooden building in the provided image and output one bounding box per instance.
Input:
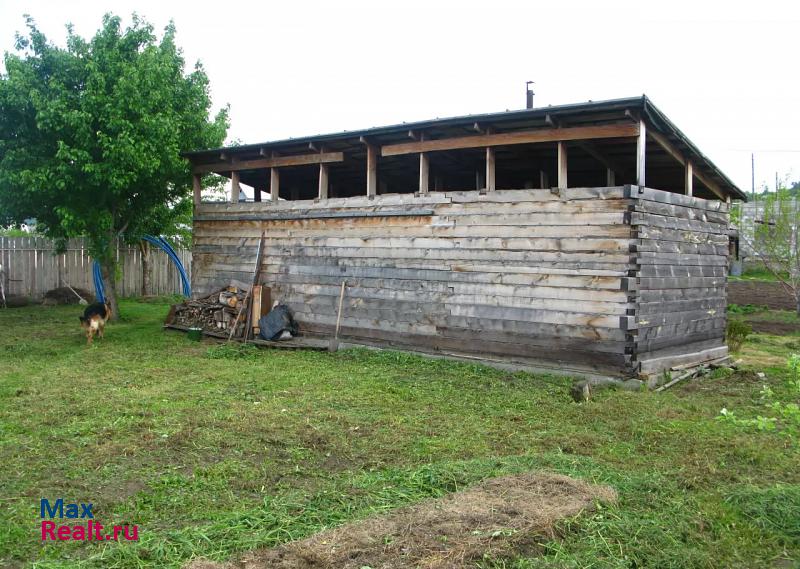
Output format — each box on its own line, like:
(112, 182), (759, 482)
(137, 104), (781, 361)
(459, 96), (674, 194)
(184, 96), (746, 378)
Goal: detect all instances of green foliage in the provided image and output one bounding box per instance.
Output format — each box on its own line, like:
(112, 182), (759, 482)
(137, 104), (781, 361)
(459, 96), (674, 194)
(727, 303), (767, 315)
(726, 319), (753, 353)
(0, 14), (228, 305)
(719, 353), (800, 439)
(738, 190), (800, 313)
(205, 342), (262, 360)
(1, 301), (799, 567)
(726, 484), (800, 538)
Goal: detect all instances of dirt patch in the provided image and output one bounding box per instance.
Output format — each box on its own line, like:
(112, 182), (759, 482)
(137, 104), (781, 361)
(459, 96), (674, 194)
(747, 320), (800, 335)
(185, 472), (616, 569)
(728, 281), (794, 311)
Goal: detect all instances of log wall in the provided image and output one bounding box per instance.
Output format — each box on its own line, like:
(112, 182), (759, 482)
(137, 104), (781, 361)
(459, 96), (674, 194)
(629, 187), (729, 374)
(192, 186), (730, 377)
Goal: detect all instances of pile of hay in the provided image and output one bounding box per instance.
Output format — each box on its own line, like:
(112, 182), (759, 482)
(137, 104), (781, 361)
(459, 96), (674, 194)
(41, 287), (95, 306)
(186, 472), (616, 569)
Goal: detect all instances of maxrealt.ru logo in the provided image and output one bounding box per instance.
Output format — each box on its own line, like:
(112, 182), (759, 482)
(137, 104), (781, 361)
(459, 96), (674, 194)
(40, 499), (138, 541)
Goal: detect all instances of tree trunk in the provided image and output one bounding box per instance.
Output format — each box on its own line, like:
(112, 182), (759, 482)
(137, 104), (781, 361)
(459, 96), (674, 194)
(100, 258), (120, 320)
(140, 241), (151, 297)
(796, 294), (800, 317)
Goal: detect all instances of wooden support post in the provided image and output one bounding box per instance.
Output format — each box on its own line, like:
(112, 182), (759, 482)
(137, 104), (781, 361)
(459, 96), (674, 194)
(366, 143), (377, 198)
(539, 170), (548, 189)
(419, 152), (429, 194)
(192, 174), (202, 206)
(485, 147), (496, 191)
(254, 186), (262, 202)
(319, 163), (329, 199)
(270, 168), (279, 202)
(434, 175), (443, 191)
(557, 141), (568, 189)
(230, 170), (241, 203)
(636, 120), (646, 187)
(685, 161), (694, 196)
(606, 168), (616, 186)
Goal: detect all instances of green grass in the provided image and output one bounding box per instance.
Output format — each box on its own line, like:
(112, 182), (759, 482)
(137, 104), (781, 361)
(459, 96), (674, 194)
(1, 300), (798, 568)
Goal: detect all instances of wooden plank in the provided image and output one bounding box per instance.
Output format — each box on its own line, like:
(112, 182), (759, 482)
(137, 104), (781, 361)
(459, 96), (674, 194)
(270, 165), (280, 202)
(366, 143), (377, 198)
(485, 147), (496, 191)
(637, 226), (729, 245)
(381, 123), (640, 156)
(191, 151), (345, 174)
(419, 152), (429, 194)
(631, 212), (728, 234)
(557, 141), (568, 189)
(638, 276), (726, 290)
(230, 170), (241, 203)
(685, 160), (693, 197)
(319, 163), (329, 200)
(193, 174), (202, 205)
(634, 187), (729, 212)
(636, 120), (646, 187)
(195, 209), (435, 222)
(637, 345), (728, 375)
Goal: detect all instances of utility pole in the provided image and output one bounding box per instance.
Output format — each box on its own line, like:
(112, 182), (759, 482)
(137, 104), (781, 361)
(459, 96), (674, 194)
(751, 153), (755, 202)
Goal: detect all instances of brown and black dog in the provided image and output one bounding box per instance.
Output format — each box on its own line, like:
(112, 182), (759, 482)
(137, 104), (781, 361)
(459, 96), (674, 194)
(79, 302), (112, 345)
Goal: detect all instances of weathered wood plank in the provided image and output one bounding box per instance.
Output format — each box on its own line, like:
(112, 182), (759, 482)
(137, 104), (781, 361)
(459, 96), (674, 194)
(381, 124), (640, 156)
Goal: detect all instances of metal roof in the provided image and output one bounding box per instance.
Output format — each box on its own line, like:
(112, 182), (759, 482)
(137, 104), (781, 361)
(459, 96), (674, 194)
(183, 95), (746, 201)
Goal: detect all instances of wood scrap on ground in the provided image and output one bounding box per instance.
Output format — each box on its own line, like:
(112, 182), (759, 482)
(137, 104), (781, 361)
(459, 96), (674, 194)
(169, 281), (250, 337)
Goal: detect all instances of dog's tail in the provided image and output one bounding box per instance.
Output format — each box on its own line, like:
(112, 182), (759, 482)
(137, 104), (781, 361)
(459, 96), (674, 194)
(103, 303), (112, 319)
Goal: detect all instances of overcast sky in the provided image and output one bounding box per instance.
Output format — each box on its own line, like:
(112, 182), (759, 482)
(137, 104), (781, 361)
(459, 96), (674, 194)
(1, 0), (798, 194)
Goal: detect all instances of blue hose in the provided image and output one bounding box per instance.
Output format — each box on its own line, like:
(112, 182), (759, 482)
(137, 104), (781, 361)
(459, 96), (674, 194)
(92, 236), (191, 302)
(92, 260), (105, 304)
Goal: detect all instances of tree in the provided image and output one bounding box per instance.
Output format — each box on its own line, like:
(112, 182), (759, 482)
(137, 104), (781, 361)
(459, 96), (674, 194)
(736, 189), (800, 314)
(0, 14), (228, 316)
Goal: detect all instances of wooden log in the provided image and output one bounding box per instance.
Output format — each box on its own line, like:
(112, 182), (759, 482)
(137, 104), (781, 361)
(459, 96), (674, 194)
(366, 143), (377, 198)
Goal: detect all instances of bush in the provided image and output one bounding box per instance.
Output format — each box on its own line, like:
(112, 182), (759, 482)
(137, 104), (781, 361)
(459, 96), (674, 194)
(727, 319), (753, 353)
(727, 303), (767, 315)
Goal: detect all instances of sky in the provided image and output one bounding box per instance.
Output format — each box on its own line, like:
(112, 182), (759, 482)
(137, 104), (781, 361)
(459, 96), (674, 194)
(1, 0), (798, 194)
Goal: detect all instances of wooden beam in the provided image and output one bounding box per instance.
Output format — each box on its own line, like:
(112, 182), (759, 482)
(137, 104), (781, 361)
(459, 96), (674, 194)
(254, 186), (261, 202)
(230, 170), (241, 203)
(366, 143), (377, 198)
(192, 174), (202, 206)
(380, 123), (640, 157)
(685, 161), (693, 197)
(557, 141), (568, 189)
(636, 120), (646, 187)
(270, 152), (280, 202)
(319, 163), (329, 199)
(419, 152), (429, 194)
(486, 147), (496, 191)
(606, 168), (616, 186)
(192, 151), (345, 174)
(647, 128), (727, 200)
(539, 170), (549, 189)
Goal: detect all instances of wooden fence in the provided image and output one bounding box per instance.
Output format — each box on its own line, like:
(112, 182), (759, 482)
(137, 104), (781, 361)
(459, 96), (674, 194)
(0, 236), (191, 299)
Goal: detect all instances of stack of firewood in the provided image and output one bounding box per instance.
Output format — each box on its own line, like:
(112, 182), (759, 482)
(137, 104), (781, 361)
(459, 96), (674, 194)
(172, 284), (249, 336)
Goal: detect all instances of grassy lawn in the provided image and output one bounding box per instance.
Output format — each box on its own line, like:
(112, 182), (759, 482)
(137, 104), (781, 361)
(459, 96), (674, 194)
(0, 299), (798, 568)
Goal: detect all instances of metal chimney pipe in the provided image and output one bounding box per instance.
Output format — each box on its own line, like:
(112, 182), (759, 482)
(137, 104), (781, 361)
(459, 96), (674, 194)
(526, 81), (535, 109)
